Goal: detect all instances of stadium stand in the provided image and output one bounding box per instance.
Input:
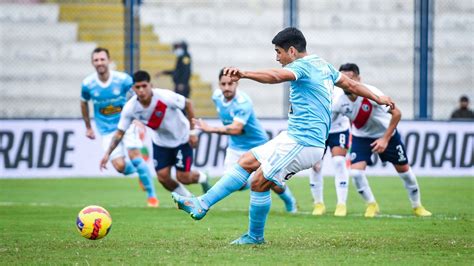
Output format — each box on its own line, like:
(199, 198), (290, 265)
(0, 3), (95, 117)
(0, 0), (471, 119)
(0, 1), (215, 118)
(141, 0), (472, 119)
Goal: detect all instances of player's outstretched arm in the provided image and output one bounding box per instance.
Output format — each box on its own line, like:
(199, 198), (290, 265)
(336, 74), (395, 109)
(194, 118), (244, 135)
(224, 67), (295, 84)
(80, 101), (95, 139)
(100, 130), (125, 170)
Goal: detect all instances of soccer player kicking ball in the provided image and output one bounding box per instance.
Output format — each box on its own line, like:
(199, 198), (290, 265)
(309, 86), (351, 217)
(81, 47), (158, 207)
(332, 63), (432, 218)
(100, 70), (211, 199)
(172, 27), (394, 245)
(192, 68), (298, 213)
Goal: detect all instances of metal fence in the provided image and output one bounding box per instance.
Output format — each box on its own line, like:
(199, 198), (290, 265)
(0, 0), (472, 119)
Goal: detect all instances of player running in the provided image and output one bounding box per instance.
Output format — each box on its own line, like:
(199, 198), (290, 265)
(309, 86), (351, 217)
(172, 28), (394, 245)
(332, 63), (432, 218)
(99, 70), (210, 198)
(192, 68), (298, 213)
(81, 47), (158, 207)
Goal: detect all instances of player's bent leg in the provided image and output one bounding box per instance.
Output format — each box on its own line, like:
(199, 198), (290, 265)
(172, 160), (255, 220)
(176, 170), (211, 193)
(272, 185), (298, 213)
(394, 164), (432, 217)
(157, 167), (178, 191)
(351, 162), (379, 218)
(199, 160), (255, 209)
(129, 149), (158, 207)
(111, 157), (133, 175)
(157, 167), (192, 196)
(237, 151), (262, 173)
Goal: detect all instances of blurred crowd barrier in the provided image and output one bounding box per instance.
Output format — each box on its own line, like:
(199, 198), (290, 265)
(0, 0), (472, 119)
(1, 119), (472, 177)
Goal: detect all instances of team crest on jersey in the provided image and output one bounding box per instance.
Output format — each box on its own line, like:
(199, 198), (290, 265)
(93, 91), (100, 97)
(155, 111), (163, 118)
(112, 87), (121, 95)
(361, 104), (370, 112)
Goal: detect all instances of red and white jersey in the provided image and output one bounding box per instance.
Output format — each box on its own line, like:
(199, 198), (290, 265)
(118, 88), (189, 148)
(333, 84), (392, 138)
(330, 87), (351, 133)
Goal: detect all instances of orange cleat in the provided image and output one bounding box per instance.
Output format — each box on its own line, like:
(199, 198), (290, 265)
(147, 197), (159, 208)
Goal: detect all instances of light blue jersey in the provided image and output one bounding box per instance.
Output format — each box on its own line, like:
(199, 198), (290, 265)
(212, 89), (268, 151)
(284, 55), (341, 147)
(81, 71), (133, 135)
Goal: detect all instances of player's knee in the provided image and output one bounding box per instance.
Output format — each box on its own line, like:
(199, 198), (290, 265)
(250, 171), (271, 192)
(332, 156), (346, 169)
(112, 159), (126, 173)
(176, 171), (191, 184)
(157, 172), (170, 183)
(271, 184), (284, 194)
(395, 164), (410, 173)
(312, 161), (322, 172)
(350, 169), (364, 181)
(237, 152), (260, 173)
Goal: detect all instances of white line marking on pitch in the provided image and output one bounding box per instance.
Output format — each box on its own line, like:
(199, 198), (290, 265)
(0, 201), (470, 221)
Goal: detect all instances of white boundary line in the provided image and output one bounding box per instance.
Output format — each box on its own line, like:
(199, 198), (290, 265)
(0, 201), (470, 221)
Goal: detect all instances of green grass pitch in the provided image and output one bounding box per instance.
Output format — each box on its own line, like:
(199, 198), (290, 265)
(0, 176), (473, 265)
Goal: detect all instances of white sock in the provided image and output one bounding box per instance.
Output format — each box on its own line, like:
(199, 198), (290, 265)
(197, 171), (207, 184)
(398, 168), (421, 208)
(351, 169), (376, 203)
(333, 156), (349, 205)
(309, 162), (324, 204)
(172, 183), (192, 197)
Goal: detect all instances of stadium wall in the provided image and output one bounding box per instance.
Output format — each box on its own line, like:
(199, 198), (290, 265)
(0, 119), (472, 178)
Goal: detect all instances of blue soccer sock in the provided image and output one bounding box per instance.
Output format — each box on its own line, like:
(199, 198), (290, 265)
(123, 160), (137, 175)
(199, 164), (250, 209)
(248, 190), (271, 241)
(278, 186), (297, 212)
(131, 158), (157, 199)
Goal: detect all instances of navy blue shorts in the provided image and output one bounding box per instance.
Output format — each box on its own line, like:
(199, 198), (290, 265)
(350, 131), (408, 166)
(327, 130), (350, 150)
(152, 142), (193, 172)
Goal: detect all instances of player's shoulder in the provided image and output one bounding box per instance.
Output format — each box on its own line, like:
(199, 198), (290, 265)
(212, 89), (223, 101)
(111, 71), (132, 81)
(82, 72), (97, 87)
(152, 88), (177, 98)
(234, 90), (251, 105)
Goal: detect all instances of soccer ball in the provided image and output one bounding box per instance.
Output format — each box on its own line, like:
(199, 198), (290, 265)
(76, 205), (112, 240)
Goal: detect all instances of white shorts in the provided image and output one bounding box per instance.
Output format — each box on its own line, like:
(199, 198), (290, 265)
(101, 124), (143, 161)
(224, 147), (246, 172)
(251, 131), (325, 187)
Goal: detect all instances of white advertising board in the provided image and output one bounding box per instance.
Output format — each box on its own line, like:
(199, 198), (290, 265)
(0, 119), (472, 178)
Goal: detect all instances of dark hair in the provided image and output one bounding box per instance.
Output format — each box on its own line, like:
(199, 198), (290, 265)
(271, 27), (306, 52)
(92, 47), (110, 58)
(218, 68), (225, 80)
(339, 63), (360, 75)
(133, 70), (151, 83)
(460, 95), (469, 102)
